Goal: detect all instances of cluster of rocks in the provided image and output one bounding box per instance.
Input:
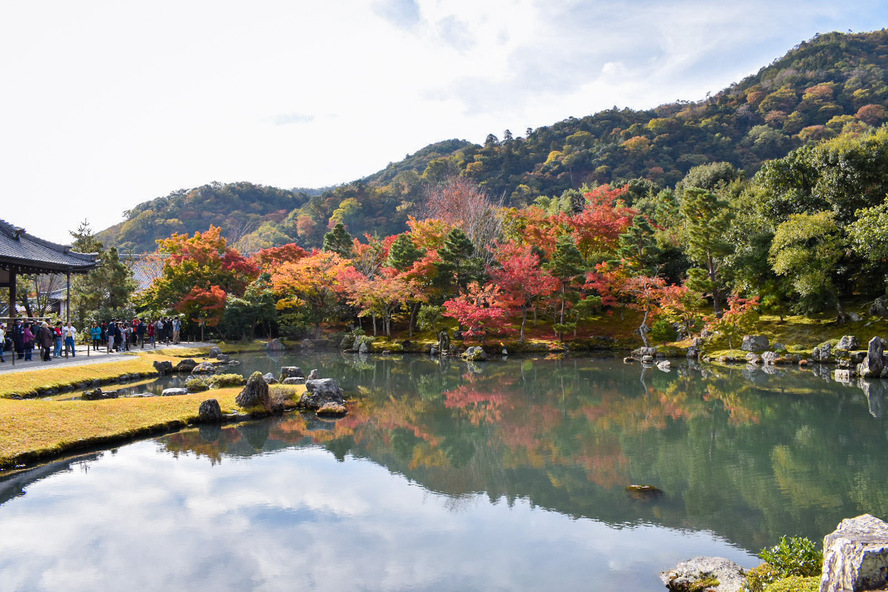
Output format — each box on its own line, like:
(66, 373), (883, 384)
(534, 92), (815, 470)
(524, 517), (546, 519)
(661, 514), (888, 592)
(626, 346), (676, 371)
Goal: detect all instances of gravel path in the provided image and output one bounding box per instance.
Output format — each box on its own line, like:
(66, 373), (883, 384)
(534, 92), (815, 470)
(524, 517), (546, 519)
(0, 342), (216, 375)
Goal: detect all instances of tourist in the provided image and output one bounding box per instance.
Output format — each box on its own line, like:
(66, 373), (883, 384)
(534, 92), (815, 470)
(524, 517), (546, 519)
(172, 317), (181, 344)
(91, 323), (102, 350)
(0, 323), (6, 363)
(11, 319), (24, 359)
(114, 322), (124, 351)
(53, 322), (63, 358)
(106, 321), (117, 352)
(37, 322), (53, 361)
(23, 322), (34, 361)
(147, 319), (155, 348)
(62, 321), (77, 357)
(136, 319), (146, 348)
(121, 323), (130, 351)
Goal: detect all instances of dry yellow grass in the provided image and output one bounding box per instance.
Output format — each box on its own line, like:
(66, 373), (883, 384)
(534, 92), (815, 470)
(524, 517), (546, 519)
(0, 388), (243, 468)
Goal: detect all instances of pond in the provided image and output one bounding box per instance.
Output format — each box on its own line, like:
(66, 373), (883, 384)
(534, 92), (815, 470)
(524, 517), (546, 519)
(2, 353), (887, 591)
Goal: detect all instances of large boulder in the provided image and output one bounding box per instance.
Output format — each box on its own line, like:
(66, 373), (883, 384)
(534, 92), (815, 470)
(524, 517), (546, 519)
(174, 358), (198, 373)
(836, 335), (860, 351)
(870, 297), (888, 318)
(153, 360), (173, 375)
(266, 338), (287, 351)
(191, 361), (217, 374)
(198, 399), (223, 423)
(162, 387), (189, 397)
(821, 514), (888, 592)
(857, 337), (886, 378)
(741, 335), (770, 352)
(462, 346), (488, 361)
(632, 346), (658, 359)
(82, 388), (119, 401)
(235, 372), (273, 412)
(660, 557), (746, 592)
(280, 366), (305, 382)
(208, 346), (223, 358)
(761, 351), (780, 365)
(302, 378), (346, 410)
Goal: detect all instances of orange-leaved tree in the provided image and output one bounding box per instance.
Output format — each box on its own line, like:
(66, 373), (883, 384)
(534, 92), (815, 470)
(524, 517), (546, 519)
(270, 250), (351, 337)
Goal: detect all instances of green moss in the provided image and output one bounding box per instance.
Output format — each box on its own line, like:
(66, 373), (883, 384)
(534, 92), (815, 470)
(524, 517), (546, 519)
(762, 576), (819, 592)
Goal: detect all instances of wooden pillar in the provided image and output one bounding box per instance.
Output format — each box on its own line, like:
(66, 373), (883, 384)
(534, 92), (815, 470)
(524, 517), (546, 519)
(9, 268), (15, 367)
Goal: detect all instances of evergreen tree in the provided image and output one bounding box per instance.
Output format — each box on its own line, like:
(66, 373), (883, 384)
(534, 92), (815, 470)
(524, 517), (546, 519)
(322, 223), (355, 258)
(69, 221), (137, 327)
(618, 216), (661, 275)
(680, 188), (734, 316)
(436, 228), (481, 296)
(386, 234), (423, 271)
(546, 234), (586, 328)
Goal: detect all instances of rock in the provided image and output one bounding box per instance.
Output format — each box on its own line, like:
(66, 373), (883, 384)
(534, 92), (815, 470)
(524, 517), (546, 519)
(870, 297), (888, 318)
(282, 377), (305, 385)
(302, 378), (346, 410)
(82, 388), (119, 400)
(657, 360), (671, 371)
(641, 355), (655, 364)
(235, 372), (273, 412)
(837, 335), (859, 351)
(358, 341), (369, 354)
(857, 337), (885, 378)
(191, 362), (217, 374)
(262, 372), (278, 384)
(307, 369), (320, 380)
(153, 360), (173, 375)
(174, 358), (198, 373)
(632, 346), (658, 358)
(215, 353), (230, 363)
(848, 312), (862, 322)
(316, 402), (348, 417)
(821, 514), (888, 592)
(266, 338), (287, 351)
(280, 366), (305, 381)
(430, 346), (439, 356)
(461, 346), (488, 361)
(623, 357), (635, 364)
(741, 335), (770, 352)
(660, 557), (746, 592)
(687, 346), (699, 359)
(161, 388), (189, 397)
(772, 342), (787, 352)
(198, 399), (223, 423)
(857, 378), (886, 419)
(761, 351), (780, 365)
(745, 353), (763, 364)
(208, 346), (223, 357)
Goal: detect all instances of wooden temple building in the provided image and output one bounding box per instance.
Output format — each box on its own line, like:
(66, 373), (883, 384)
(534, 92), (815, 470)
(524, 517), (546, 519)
(0, 219), (98, 328)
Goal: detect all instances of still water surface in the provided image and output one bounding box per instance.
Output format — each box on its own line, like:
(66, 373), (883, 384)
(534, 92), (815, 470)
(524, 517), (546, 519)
(2, 353), (887, 591)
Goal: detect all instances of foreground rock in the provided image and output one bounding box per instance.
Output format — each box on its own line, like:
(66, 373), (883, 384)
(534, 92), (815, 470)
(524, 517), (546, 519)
(660, 556), (745, 592)
(462, 346), (488, 361)
(741, 335), (770, 352)
(235, 372), (273, 412)
(153, 360), (173, 375)
(857, 337), (887, 378)
(280, 366), (305, 382)
(821, 514), (888, 592)
(302, 378), (346, 411)
(174, 358), (198, 373)
(198, 399), (223, 423)
(82, 388), (119, 400)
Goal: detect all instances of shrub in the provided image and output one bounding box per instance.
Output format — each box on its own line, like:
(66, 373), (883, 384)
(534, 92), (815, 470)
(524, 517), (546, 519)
(650, 319), (678, 343)
(185, 377), (209, 392)
(208, 374), (246, 388)
(758, 536), (822, 578)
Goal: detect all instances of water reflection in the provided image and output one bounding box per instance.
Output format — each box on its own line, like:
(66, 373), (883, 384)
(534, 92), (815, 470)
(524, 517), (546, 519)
(3, 354), (888, 591)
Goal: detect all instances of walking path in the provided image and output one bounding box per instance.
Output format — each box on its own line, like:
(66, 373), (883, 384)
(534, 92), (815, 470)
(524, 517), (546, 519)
(0, 342), (216, 375)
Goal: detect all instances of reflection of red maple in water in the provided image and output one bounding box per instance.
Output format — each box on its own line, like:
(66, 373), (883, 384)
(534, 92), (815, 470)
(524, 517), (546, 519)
(443, 384), (509, 425)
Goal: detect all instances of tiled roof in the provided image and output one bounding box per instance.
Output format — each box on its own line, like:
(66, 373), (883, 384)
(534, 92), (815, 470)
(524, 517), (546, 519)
(0, 219), (98, 274)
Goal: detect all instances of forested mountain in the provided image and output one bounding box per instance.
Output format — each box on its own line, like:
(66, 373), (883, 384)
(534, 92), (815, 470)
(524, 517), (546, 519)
(100, 30), (888, 253)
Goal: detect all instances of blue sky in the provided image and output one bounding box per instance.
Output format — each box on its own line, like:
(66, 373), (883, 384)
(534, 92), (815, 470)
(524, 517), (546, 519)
(1, 0), (886, 244)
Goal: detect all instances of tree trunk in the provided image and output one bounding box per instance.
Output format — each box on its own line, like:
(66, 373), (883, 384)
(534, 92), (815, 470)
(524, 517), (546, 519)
(520, 309), (527, 343)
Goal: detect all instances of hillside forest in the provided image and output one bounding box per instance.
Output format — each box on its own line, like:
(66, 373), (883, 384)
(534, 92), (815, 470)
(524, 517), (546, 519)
(55, 30), (888, 344)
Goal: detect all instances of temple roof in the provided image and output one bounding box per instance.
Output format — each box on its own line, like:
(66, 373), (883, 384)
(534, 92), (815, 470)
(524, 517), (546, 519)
(0, 219), (99, 275)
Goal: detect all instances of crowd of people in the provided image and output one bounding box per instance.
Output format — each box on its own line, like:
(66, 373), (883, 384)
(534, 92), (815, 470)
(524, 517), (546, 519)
(0, 316), (183, 363)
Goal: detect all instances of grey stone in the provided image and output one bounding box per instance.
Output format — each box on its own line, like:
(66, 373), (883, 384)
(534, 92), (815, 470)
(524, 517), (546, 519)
(772, 342), (787, 352)
(821, 514), (888, 592)
(153, 360), (173, 375)
(198, 399), (223, 423)
(837, 335), (859, 351)
(632, 346), (658, 358)
(848, 312), (862, 322)
(660, 556), (746, 592)
(461, 346), (488, 361)
(262, 372), (278, 384)
(191, 362), (217, 374)
(834, 369), (854, 383)
(174, 358), (198, 373)
(82, 388), (119, 400)
(870, 297), (888, 318)
(235, 372), (272, 412)
(857, 337), (885, 378)
(358, 341), (369, 354)
(215, 353), (230, 363)
(761, 351), (780, 365)
(656, 360), (671, 371)
(307, 369), (320, 380)
(280, 366), (305, 381)
(208, 346), (223, 357)
(266, 338), (287, 351)
(282, 376), (305, 385)
(161, 387), (190, 397)
(746, 353), (763, 364)
(741, 335), (770, 352)
(641, 355), (655, 364)
(302, 378), (346, 410)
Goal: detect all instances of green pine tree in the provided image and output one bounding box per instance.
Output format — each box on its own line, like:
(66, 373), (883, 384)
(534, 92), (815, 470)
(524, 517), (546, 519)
(322, 223), (355, 258)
